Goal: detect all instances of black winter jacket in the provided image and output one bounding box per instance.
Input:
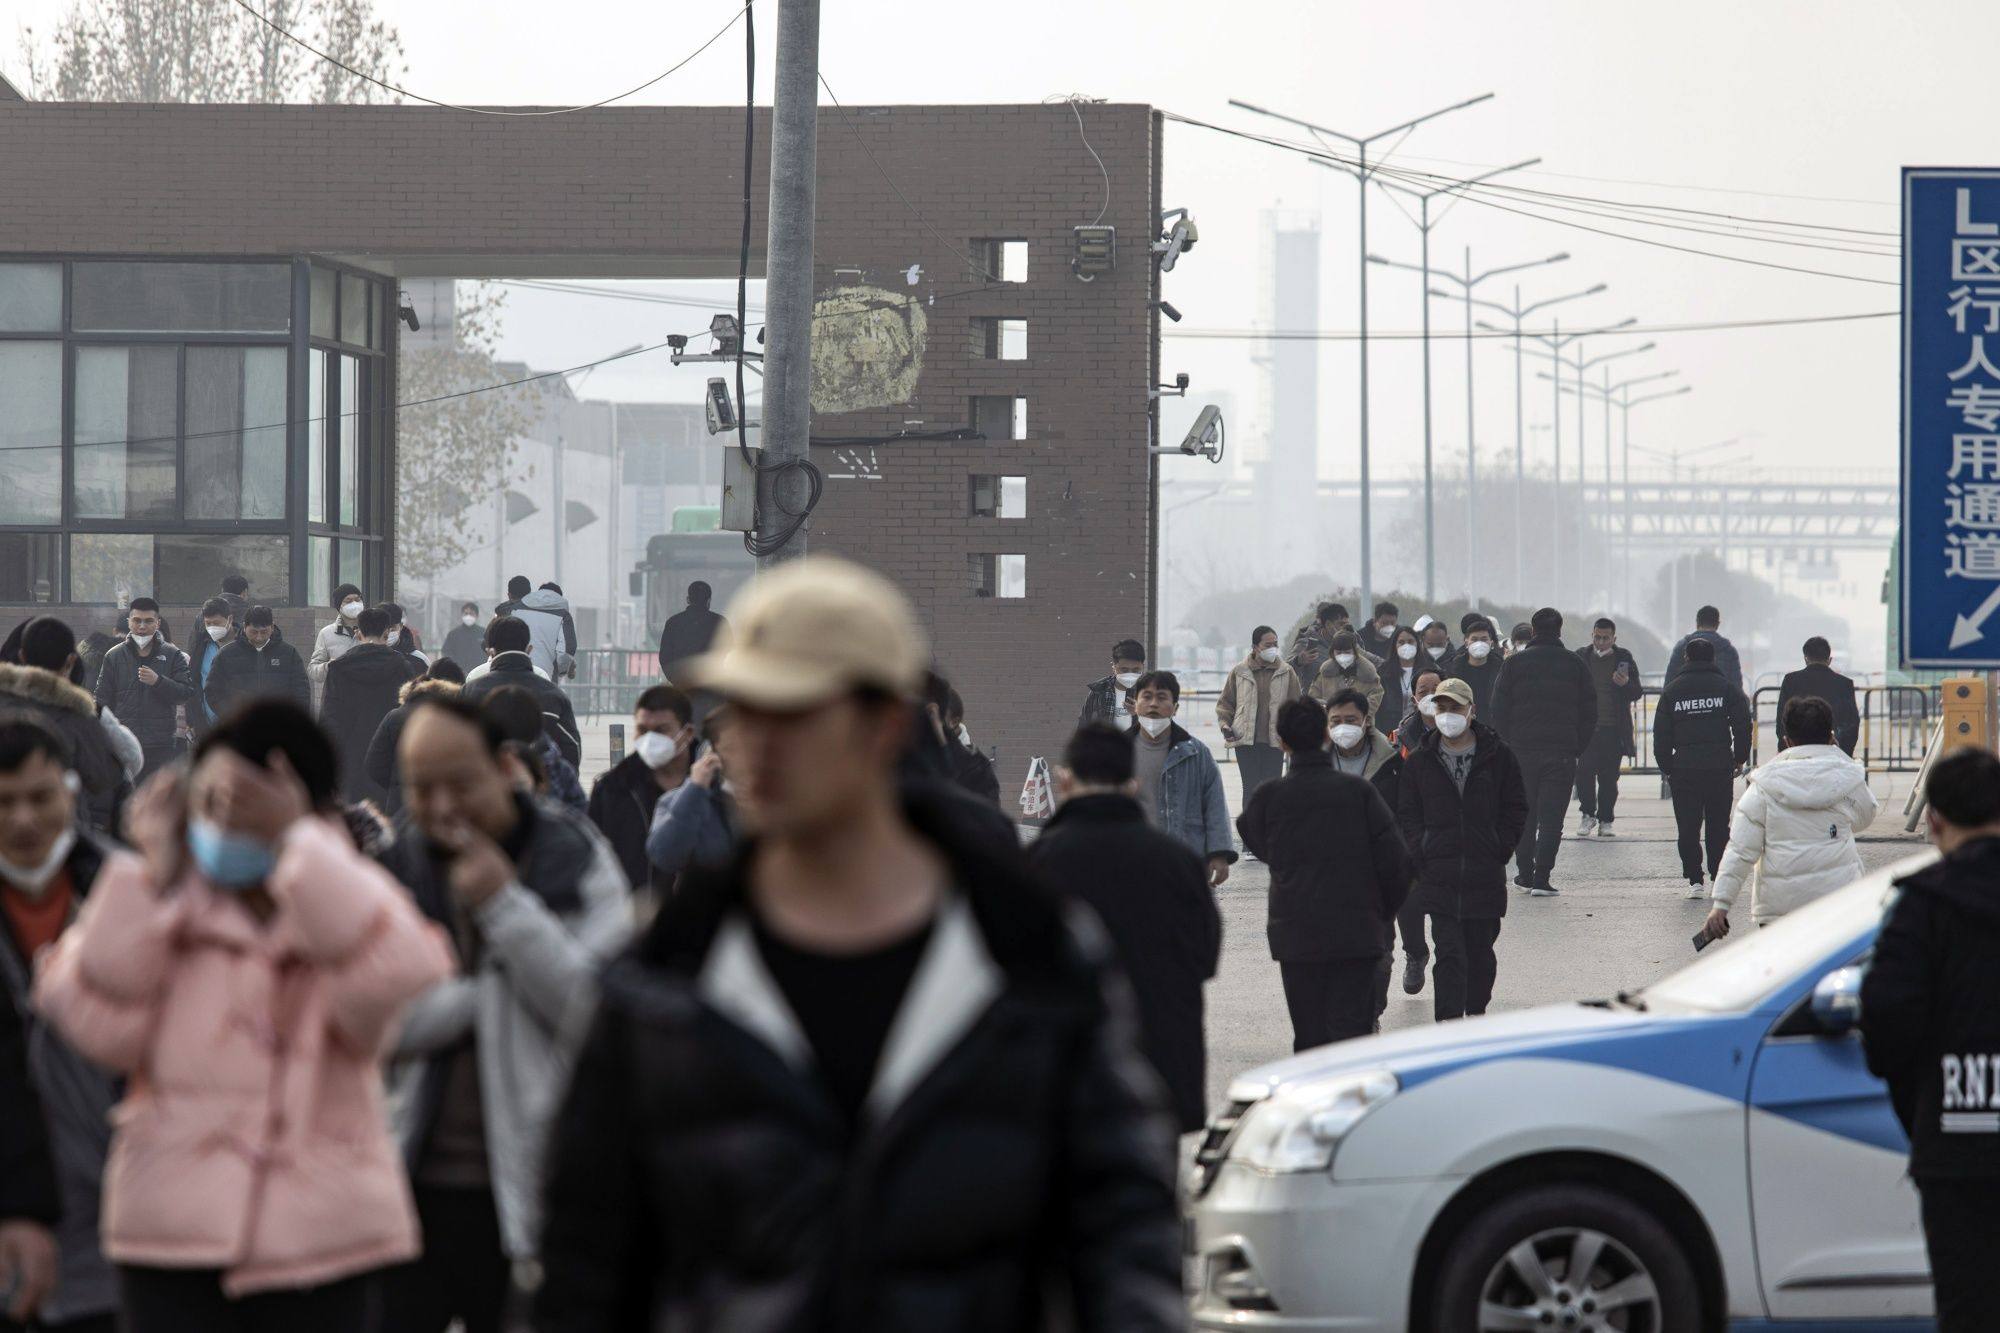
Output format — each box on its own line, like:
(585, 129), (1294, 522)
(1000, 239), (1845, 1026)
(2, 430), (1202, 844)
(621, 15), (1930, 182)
(0, 664), (127, 831)
(92, 637), (194, 751)
(1397, 722), (1529, 920)
(442, 623), (487, 674)
(321, 642), (423, 805)
(536, 787), (1185, 1333)
(1444, 648), (1503, 720)
(1652, 661), (1752, 774)
(1488, 635), (1596, 755)
(202, 635), (310, 721)
(463, 652), (582, 767)
(0, 983), (57, 1226)
(588, 751), (675, 897)
(1776, 663), (1860, 755)
(657, 605), (726, 680)
(1237, 750), (1411, 964)
(1029, 793), (1221, 1133)
(1862, 838), (2000, 1180)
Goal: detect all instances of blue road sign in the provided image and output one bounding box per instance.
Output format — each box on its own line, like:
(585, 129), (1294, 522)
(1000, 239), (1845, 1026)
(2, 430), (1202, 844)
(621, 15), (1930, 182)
(1903, 168), (2000, 668)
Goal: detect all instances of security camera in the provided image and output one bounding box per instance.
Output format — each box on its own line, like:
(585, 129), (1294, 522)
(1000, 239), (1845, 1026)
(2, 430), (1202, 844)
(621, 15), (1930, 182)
(666, 333), (689, 351)
(705, 378), (738, 435)
(1147, 404), (1223, 462)
(1150, 371), (1191, 400)
(1159, 300), (1183, 323)
(397, 292), (420, 333)
(1154, 208), (1199, 273)
(709, 313), (743, 356)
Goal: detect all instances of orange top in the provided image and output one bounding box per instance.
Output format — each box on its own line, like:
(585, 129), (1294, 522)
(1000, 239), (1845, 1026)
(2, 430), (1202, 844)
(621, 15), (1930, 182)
(1, 869), (74, 962)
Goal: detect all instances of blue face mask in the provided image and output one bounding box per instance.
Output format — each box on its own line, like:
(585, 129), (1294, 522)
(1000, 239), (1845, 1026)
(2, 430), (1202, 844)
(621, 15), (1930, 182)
(187, 818), (275, 890)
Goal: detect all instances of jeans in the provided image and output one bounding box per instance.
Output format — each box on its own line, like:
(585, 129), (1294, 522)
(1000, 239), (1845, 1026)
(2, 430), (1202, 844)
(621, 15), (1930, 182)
(118, 1268), (370, 1333)
(371, 1186), (515, 1333)
(1669, 770), (1735, 881)
(1574, 729), (1625, 824)
(1513, 749), (1577, 885)
(1280, 959), (1382, 1050)
(1920, 1179), (2000, 1332)
(1235, 744), (1284, 806)
(1430, 915), (1503, 1022)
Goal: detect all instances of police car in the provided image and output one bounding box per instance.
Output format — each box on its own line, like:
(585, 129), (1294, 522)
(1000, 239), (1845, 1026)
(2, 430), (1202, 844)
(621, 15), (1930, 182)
(1186, 853), (1939, 1331)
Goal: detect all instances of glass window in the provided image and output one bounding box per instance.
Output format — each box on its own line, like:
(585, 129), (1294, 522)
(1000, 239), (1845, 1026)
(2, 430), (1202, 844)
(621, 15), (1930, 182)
(69, 533), (153, 604)
(340, 273), (369, 346)
(310, 535), (333, 606)
(310, 266), (336, 341)
(157, 534), (289, 605)
(0, 342), (62, 524)
(185, 346), (287, 521)
(308, 351), (328, 524)
(0, 534), (60, 603)
(338, 355), (360, 526)
(0, 264), (62, 333)
(340, 538), (365, 598)
(73, 262), (288, 334)
(74, 345), (178, 521)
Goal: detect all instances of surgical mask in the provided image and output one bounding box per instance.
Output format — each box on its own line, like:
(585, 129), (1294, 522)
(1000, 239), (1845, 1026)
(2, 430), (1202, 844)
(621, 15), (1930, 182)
(1329, 723), (1365, 751)
(1378, 621), (1397, 635)
(1333, 652), (1355, 670)
(340, 600), (364, 619)
(1435, 711), (1470, 739)
(1137, 715), (1172, 739)
(1595, 645), (1614, 657)
(1417, 697), (1438, 717)
(634, 730), (680, 769)
(187, 817), (276, 890)
(957, 723), (973, 747)
(206, 624), (229, 643)
(0, 827), (77, 899)
(462, 614), (478, 628)
(129, 632), (155, 649)
(1467, 641), (1492, 661)
(1114, 671), (1141, 690)
(1257, 646), (1280, 664)
(1396, 643), (1418, 662)
(1427, 645), (1447, 660)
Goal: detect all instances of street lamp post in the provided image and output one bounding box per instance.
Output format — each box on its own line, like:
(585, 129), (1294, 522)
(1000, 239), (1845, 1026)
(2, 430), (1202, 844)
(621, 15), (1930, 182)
(1553, 367), (1681, 608)
(1518, 325), (1643, 603)
(1618, 382), (1692, 612)
(1231, 92), (1495, 613)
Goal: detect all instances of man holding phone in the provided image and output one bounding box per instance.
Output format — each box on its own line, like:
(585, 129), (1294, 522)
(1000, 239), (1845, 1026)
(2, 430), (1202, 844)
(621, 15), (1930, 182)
(1574, 618), (1645, 839)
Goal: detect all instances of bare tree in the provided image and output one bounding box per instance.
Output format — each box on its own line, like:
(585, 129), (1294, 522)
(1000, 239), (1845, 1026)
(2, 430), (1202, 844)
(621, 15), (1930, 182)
(19, 0), (404, 103)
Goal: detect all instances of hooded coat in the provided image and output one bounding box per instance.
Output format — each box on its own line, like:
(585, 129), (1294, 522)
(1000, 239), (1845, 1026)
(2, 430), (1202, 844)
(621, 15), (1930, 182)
(507, 588), (577, 679)
(321, 642), (423, 805)
(0, 664), (127, 830)
(1709, 744), (1878, 923)
(1862, 837), (2000, 1181)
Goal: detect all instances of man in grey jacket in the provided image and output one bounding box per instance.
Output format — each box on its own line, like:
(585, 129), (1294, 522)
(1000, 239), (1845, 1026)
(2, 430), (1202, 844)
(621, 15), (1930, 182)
(496, 576), (576, 681)
(377, 695), (629, 1333)
(1130, 670), (1236, 887)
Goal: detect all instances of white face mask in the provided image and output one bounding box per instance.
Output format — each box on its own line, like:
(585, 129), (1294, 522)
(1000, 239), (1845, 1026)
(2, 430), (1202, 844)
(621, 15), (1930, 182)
(1595, 645), (1615, 657)
(1329, 723), (1365, 751)
(956, 723), (972, 747)
(1137, 714), (1172, 739)
(1114, 671), (1141, 690)
(206, 624), (229, 643)
(462, 614), (478, 628)
(0, 827), (76, 899)
(1436, 711), (1470, 739)
(340, 600), (364, 619)
(634, 730), (680, 770)
(1257, 646), (1280, 664)
(1417, 697), (1438, 717)
(1467, 641), (1492, 661)
(1333, 652), (1355, 670)
(1378, 621), (1397, 635)
(1396, 643), (1418, 662)
(1427, 644), (1447, 660)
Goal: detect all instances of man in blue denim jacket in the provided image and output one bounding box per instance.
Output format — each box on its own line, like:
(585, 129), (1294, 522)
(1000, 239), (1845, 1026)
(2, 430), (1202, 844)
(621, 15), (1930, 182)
(1129, 670), (1237, 887)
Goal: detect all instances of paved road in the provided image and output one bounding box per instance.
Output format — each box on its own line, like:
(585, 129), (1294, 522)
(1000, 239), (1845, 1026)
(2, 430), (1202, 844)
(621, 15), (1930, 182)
(1203, 757), (1928, 1111)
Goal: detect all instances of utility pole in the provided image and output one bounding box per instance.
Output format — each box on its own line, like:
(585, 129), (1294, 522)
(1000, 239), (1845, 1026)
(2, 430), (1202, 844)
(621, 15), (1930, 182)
(1233, 91), (1493, 613)
(758, 0), (821, 568)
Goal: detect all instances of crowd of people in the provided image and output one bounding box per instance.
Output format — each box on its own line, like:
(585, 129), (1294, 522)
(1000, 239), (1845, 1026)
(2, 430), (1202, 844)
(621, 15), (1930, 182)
(0, 558), (1983, 1330)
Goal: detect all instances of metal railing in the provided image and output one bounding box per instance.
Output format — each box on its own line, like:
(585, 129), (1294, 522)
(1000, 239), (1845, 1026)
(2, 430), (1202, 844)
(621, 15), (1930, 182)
(570, 647), (666, 717)
(1625, 683), (1935, 776)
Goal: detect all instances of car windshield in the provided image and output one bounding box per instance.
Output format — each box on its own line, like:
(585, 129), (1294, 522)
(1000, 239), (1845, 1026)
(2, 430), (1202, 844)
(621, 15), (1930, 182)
(1638, 856), (1930, 1014)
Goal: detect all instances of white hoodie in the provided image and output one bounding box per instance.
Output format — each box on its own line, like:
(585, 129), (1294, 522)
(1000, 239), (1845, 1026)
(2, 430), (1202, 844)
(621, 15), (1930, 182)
(1711, 744), (1879, 923)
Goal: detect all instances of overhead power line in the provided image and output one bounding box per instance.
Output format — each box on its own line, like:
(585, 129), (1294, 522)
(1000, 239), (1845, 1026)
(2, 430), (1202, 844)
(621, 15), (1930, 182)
(1163, 309), (1897, 341)
(227, 0), (747, 115)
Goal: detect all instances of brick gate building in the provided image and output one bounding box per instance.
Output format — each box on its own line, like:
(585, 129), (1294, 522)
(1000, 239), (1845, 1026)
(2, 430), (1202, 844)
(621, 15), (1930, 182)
(0, 94), (1164, 787)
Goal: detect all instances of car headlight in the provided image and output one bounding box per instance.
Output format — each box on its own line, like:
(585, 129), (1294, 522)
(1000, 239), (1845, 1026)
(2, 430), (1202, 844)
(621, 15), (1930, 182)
(1229, 1069), (1399, 1173)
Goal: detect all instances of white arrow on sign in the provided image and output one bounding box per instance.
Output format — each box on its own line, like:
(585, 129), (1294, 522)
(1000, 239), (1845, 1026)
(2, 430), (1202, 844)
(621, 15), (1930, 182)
(1949, 583), (2000, 649)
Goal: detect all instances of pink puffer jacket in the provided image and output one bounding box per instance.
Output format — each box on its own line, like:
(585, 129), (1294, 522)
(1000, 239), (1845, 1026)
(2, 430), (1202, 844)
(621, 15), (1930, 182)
(35, 817), (453, 1297)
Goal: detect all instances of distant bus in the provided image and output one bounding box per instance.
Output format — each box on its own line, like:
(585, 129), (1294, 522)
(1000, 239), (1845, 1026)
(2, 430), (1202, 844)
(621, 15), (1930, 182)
(639, 506), (755, 631)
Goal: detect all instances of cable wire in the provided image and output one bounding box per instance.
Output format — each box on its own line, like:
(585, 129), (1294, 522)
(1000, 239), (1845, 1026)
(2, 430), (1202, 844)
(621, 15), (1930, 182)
(1050, 94), (1112, 227)
(228, 0), (747, 115)
(1163, 308), (1896, 341)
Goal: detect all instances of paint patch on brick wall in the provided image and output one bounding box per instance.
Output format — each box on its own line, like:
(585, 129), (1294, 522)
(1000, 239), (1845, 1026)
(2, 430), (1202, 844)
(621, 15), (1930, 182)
(811, 283), (925, 413)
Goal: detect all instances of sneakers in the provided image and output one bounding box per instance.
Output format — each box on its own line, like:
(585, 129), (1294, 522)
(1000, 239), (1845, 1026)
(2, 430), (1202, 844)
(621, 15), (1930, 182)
(1402, 955), (1427, 995)
(1596, 821), (1616, 838)
(1576, 815), (1598, 838)
(1529, 882), (1560, 898)
(1513, 871), (1534, 890)
(1684, 880), (1707, 901)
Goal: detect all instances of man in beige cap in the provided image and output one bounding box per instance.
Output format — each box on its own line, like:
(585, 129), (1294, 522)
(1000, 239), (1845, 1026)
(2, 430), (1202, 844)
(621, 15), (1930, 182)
(537, 556), (1184, 1332)
(1395, 675), (1528, 1022)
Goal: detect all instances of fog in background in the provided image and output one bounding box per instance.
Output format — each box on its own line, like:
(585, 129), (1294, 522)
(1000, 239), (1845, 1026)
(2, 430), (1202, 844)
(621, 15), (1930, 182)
(11, 0), (1973, 667)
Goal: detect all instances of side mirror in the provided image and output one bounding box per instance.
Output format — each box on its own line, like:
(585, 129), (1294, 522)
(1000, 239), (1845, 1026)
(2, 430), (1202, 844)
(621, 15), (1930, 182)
(1810, 966), (1864, 1036)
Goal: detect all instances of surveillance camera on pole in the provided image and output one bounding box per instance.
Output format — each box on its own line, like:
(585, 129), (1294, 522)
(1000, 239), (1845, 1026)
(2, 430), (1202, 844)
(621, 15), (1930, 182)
(1154, 208), (1198, 272)
(705, 377), (759, 436)
(1150, 403), (1224, 463)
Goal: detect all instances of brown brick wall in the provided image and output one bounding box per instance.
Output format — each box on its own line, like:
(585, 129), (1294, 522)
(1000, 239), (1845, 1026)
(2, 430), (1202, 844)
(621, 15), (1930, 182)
(0, 100), (1161, 793)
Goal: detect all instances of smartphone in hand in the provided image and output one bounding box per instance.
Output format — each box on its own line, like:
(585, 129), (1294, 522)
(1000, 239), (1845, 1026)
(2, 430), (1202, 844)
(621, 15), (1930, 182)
(1692, 928), (1714, 953)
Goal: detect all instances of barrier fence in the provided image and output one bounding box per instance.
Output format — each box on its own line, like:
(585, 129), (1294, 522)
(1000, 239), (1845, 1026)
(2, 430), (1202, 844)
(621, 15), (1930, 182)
(1627, 683), (1934, 776)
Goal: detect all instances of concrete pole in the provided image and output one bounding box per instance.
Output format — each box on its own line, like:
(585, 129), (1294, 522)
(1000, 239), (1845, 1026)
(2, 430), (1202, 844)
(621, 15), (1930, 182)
(1418, 200), (1434, 602)
(1462, 245), (1477, 599)
(757, 0), (821, 568)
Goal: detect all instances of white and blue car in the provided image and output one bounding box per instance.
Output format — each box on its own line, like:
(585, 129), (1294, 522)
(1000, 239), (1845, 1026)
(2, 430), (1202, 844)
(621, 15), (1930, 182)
(1186, 853), (1939, 1331)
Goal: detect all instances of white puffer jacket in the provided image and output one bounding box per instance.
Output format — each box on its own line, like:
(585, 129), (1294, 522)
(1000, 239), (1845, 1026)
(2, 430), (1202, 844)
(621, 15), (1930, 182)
(1711, 744), (1879, 923)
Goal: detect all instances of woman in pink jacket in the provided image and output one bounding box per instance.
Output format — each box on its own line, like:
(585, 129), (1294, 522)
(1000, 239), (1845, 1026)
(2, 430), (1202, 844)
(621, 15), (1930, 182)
(35, 700), (453, 1333)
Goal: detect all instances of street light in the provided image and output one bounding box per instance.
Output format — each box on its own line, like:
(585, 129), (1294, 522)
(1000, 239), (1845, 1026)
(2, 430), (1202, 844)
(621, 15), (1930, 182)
(1231, 92), (1495, 614)
(1471, 281), (1606, 600)
(1510, 317), (1637, 603)
(1555, 368), (1684, 607)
